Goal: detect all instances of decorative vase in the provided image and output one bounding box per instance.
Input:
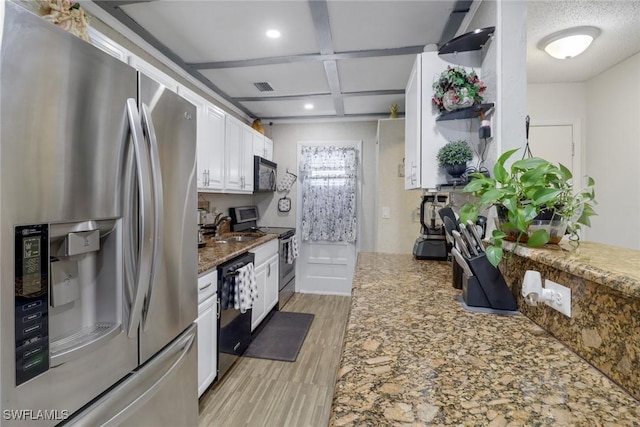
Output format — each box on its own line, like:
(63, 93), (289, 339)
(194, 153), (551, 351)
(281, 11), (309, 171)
(251, 119), (265, 135)
(442, 88), (474, 112)
(445, 163), (467, 178)
(495, 206), (567, 244)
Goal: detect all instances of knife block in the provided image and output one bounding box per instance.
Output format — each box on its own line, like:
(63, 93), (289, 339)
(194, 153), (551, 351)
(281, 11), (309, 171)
(462, 274), (491, 308)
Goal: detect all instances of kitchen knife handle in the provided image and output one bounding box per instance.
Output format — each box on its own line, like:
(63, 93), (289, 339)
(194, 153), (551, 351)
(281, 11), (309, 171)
(466, 220), (485, 253)
(452, 230), (472, 259)
(459, 225), (479, 256)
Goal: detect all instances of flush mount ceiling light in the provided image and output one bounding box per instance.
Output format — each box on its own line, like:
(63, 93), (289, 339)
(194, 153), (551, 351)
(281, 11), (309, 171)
(304, 103), (314, 110)
(538, 26), (601, 59)
(266, 29), (281, 39)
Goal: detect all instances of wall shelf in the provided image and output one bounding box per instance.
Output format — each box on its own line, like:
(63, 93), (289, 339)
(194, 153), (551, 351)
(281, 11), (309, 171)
(436, 103), (494, 121)
(438, 27), (495, 56)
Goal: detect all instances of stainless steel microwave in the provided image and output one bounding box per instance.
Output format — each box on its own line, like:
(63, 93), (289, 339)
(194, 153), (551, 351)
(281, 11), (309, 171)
(254, 156), (277, 192)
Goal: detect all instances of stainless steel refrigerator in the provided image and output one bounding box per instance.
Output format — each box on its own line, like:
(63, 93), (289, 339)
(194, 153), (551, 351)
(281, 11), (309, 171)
(0, 3), (198, 426)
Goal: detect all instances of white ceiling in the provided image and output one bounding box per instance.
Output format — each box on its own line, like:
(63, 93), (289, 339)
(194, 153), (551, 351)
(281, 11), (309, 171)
(94, 0), (640, 121)
(528, 1), (640, 84)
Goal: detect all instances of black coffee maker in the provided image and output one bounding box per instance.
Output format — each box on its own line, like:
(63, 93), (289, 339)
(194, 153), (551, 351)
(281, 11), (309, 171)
(413, 194), (449, 260)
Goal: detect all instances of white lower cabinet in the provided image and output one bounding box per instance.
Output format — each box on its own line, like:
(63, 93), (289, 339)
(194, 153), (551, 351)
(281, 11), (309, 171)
(197, 270), (218, 397)
(250, 240), (279, 331)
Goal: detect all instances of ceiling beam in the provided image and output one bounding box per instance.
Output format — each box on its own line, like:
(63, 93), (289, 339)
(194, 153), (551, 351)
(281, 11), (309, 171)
(188, 46), (425, 70)
(308, 0), (344, 116)
(438, 0), (473, 47)
(93, 1), (255, 118)
(234, 89), (404, 103)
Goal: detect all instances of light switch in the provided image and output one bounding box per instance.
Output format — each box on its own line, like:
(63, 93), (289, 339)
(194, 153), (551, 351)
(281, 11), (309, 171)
(382, 207), (390, 219)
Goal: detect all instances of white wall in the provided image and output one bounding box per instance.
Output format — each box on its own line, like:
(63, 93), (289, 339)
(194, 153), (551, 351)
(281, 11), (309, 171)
(526, 53), (640, 250)
(259, 121), (378, 253)
(585, 52), (640, 249)
(376, 119), (422, 254)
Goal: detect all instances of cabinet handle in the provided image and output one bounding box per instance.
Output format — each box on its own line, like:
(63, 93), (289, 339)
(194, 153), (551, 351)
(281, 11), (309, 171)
(267, 263), (270, 277)
(198, 282), (212, 292)
(216, 297), (220, 319)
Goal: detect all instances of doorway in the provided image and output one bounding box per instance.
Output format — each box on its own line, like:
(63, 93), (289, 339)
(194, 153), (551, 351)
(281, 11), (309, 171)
(296, 141), (362, 296)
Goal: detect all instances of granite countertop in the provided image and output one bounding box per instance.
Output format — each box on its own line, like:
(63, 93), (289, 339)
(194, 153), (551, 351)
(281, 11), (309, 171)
(329, 253), (640, 426)
(502, 240), (640, 299)
(197, 232), (278, 274)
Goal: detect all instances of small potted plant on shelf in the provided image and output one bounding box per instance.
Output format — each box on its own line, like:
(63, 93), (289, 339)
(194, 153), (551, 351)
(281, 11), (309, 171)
(459, 149), (597, 267)
(436, 140), (473, 179)
(432, 66), (486, 113)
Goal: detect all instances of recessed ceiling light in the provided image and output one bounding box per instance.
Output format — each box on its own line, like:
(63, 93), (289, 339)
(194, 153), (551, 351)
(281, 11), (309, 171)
(266, 29), (281, 39)
(304, 103), (314, 110)
(538, 26), (600, 59)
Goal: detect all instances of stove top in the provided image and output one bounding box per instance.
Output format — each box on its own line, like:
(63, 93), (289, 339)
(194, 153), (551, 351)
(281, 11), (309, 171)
(256, 226), (295, 239)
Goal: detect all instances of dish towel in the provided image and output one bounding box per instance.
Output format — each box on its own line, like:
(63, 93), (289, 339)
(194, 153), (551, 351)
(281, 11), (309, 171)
(234, 263), (257, 313)
(287, 234), (299, 264)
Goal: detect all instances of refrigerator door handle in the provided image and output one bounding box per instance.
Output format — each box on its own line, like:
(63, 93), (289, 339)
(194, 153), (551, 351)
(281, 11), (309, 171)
(65, 324), (197, 427)
(140, 103), (165, 331)
(125, 98), (155, 338)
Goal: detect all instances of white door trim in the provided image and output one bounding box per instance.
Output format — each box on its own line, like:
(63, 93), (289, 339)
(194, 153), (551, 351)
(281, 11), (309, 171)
(529, 118), (583, 187)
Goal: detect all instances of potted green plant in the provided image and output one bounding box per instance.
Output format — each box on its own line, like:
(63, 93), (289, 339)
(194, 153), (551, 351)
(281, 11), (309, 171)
(436, 140), (473, 178)
(459, 148), (597, 267)
(432, 66), (486, 113)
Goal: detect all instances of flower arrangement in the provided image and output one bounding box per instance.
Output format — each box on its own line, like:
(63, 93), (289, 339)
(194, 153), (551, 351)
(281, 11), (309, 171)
(432, 66), (486, 113)
(38, 0), (90, 42)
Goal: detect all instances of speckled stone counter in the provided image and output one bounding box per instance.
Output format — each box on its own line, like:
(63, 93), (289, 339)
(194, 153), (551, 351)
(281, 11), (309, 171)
(329, 253), (640, 426)
(197, 233), (278, 274)
(502, 241), (640, 299)
(498, 241), (640, 401)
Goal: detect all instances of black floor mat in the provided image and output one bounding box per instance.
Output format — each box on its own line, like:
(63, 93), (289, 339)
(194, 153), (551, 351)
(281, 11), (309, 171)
(243, 312), (314, 362)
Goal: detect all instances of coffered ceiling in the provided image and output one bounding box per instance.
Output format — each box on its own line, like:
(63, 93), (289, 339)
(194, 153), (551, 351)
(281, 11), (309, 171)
(93, 0), (466, 121)
(91, 1), (640, 122)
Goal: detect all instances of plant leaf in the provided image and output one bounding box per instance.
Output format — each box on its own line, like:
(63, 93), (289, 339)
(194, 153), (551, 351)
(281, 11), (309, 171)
(532, 188), (563, 206)
(577, 204), (597, 226)
(486, 246), (503, 268)
(527, 229), (550, 247)
(511, 157), (550, 171)
(559, 163), (573, 180)
(493, 161), (508, 183)
(459, 204), (478, 223)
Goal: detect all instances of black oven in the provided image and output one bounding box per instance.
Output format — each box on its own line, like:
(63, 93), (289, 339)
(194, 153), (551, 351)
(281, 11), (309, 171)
(253, 156), (277, 192)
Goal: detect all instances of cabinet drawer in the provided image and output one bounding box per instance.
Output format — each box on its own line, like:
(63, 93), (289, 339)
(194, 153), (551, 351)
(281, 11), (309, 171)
(198, 270), (217, 303)
(250, 239), (278, 266)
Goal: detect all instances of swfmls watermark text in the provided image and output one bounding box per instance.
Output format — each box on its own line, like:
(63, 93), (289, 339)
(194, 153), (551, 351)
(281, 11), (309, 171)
(3, 409), (69, 421)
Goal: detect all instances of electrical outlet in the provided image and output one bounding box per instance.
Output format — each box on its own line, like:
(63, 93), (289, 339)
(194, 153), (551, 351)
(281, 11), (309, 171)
(382, 207), (391, 219)
(544, 279), (572, 317)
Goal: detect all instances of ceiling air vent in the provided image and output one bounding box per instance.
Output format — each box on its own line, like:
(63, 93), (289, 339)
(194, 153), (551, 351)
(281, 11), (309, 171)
(253, 82), (274, 92)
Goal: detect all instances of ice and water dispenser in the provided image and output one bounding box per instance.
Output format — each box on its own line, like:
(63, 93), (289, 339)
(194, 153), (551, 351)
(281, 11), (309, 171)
(14, 219), (122, 385)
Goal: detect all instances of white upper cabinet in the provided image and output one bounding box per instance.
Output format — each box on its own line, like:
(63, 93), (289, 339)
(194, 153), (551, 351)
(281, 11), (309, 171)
(128, 55), (179, 92)
(178, 86), (225, 191)
(252, 131), (274, 161)
(404, 52), (476, 190)
(88, 28), (130, 62)
(225, 117), (253, 193)
(404, 56), (421, 189)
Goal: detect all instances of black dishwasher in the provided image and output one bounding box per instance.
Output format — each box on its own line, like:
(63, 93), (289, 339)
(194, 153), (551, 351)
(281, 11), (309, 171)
(217, 252), (254, 380)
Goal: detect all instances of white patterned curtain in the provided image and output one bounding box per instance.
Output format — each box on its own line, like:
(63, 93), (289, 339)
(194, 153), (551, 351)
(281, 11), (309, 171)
(299, 146), (359, 242)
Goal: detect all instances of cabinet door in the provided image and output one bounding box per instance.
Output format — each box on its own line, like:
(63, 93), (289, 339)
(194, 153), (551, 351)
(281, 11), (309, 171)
(178, 87), (208, 190)
(252, 131), (265, 157)
(404, 55), (421, 189)
(225, 117), (244, 191)
(197, 294), (217, 397)
(265, 254), (279, 312)
(263, 137), (274, 161)
(251, 263), (267, 332)
(129, 55), (178, 92)
(242, 129), (255, 192)
(202, 105), (225, 190)
(88, 28), (129, 62)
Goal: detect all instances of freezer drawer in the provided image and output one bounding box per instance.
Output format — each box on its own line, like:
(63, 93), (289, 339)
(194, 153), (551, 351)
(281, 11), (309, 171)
(65, 324), (198, 427)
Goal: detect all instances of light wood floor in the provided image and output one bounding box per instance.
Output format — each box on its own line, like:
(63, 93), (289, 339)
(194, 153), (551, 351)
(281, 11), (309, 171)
(198, 293), (351, 427)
